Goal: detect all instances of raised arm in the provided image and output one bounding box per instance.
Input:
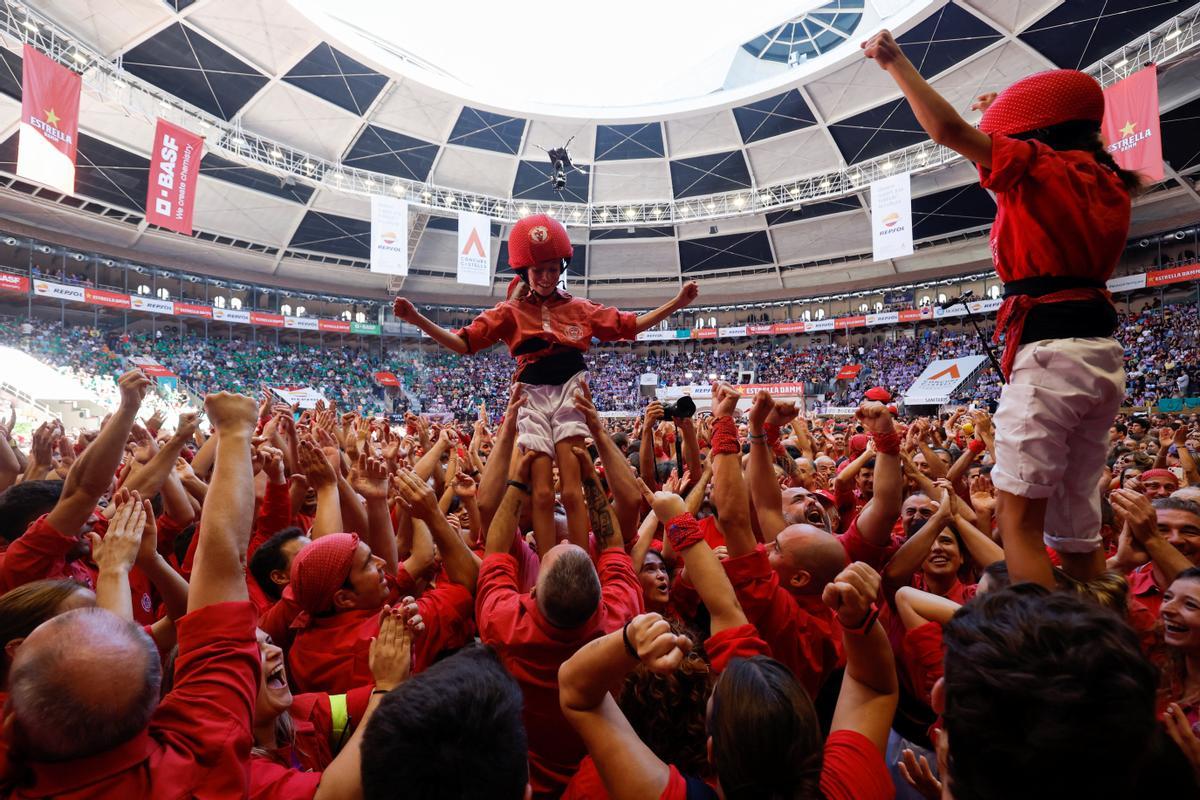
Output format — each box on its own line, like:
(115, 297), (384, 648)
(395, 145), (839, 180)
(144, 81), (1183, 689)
(559, 613), (691, 800)
(394, 470), (481, 593)
(575, 384), (641, 539)
(393, 297), (469, 354)
(676, 416), (702, 478)
(119, 412), (200, 499)
(633, 281), (699, 334)
(46, 370), (149, 538)
(484, 450), (538, 556)
(350, 454), (399, 575)
(862, 29), (992, 166)
(883, 484), (953, 596)
(745, 391), (787, 548)
(478, 385), (525, 530)
(86, 489), (146, 620)
(1111, 488), (1192, 583)
(641, 485), (747, 633)
(576, 447), (625, 551)
(297, 438), (344, 538)
(639, 401), (663, 492)
(823, 562), (899, 752)
(951, 512), (1004, 569)
(187, 392), (258, 611)
(854, 400), (904, 547)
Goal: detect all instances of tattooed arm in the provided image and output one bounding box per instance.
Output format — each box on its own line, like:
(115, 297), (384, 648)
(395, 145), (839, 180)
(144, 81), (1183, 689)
(575, 446), (624, 551)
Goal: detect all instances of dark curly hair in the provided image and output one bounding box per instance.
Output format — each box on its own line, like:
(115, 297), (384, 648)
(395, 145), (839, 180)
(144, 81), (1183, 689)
(618, 619), (713, 777)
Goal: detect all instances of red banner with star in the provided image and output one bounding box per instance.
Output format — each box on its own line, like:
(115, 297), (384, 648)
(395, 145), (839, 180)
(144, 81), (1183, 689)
(1102, 66), (1163, 182)
(17, 45), (81, 194)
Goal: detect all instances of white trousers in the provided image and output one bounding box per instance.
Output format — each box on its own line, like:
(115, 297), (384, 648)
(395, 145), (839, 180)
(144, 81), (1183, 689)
(991, 337), (1125, 553)
(516, 371), (590, 456)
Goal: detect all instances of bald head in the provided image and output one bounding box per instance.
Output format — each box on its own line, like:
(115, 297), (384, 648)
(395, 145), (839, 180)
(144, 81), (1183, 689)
(535, 544), (601, 629)
(773, 524), (847, 593)
(9, 607), (160, 761)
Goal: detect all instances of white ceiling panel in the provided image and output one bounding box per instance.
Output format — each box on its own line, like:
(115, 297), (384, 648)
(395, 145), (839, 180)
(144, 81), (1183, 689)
(771, 210), (872, 263)
(28, 0), (171, 58)
(746, 127), (843, 183)
(371, 79), (460, 143)
(590, 160), (673, 203)
(431, 146), (518, 198)
(664, 110), (741, 158)
(188, 0), (322, 76)
(192, 176), (306, 246)
(240, 82), (363, 161)
(588, 240), (679, 277)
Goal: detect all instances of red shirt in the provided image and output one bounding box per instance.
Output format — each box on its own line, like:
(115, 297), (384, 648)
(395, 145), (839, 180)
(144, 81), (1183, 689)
(721, 545), (841, 697)
(286, 576), (474, 695)
(249, 686), (373, 800)
(477, 548), (642, 799)
(979, 134), (1130, 284)
(838, 517), (897, 573)
(456, 290), (638, 373)
(1128, 563), (1164, 618)
(4, 601), (259, 799)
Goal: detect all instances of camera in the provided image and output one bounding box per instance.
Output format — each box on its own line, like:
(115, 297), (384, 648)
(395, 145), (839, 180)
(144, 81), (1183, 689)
(661, 396), (696, 420)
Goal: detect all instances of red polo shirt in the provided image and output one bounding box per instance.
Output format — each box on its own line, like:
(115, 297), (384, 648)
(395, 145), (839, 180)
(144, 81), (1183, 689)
(477, 548), (642, 800)
(3, 601), (259, 799)
(720, 545), (841, 697)
(979, 134), (1129, 284)
(1128, 563), (1164, 617)
(286, 577), (474, 695)
(456, 290), (638, 372)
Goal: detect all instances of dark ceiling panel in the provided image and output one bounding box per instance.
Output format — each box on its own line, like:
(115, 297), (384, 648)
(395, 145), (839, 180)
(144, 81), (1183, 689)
(449, 107), (526, 155)
(283, 43), (389, 116)
(896, 3), (1002, 78)
(669, 151), (752, 198)
(910, 184), (996, 240)
(344, 125), (439, 182)
(288, 210), (370, 259)
(594, 123), (665, 160)
(828, 99), (927, 164)
(1020, 0), (1189, 70)
(0, 132), (149, 212)
(123, 23), (268, 121)
(1162, 95), (1200, 174)
(590, 226), (675, 241)
(679, 230), (773, 272)
(199, 152), (314, 204)
(767, 196), (864, 225)
(512, 159), (590, 203)
(734, 89), (817, 144)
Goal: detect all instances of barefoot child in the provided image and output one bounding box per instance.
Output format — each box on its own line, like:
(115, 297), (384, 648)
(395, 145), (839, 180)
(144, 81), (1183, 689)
(394, 213), (699, 555)
(862, 30), (1142, 586)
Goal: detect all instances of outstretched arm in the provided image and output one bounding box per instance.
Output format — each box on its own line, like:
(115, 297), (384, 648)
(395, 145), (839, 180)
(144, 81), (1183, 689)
(393, 298), (470, 354)
(746, 391), (787, 547)
(854, 401), (904, 547)
(710, 383), (756, 558)
(188, 392), (258, 610)
(633, 281), (699, 334)
(862, 30), (992, 166)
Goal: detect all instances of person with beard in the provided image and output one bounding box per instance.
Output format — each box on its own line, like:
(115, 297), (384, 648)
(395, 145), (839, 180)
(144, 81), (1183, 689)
(1111, 492), (1197, 617)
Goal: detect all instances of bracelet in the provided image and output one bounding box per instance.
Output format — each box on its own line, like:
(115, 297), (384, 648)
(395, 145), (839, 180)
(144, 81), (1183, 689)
(842, 603), (882, 635)
(748, 432), (767, 441)
(710, 416), (741, 456)
(622, 620), (639, 659)
(506, 480), (530, 494)
(371, 688), (390, 696)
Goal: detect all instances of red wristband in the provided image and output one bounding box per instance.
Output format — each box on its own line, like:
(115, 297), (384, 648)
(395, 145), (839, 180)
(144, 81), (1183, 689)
(968, 438), (986, 455)
(763, 422), (786, 456)
(870, 430), (902, 456)
(665, 512), (705, 553)
(710, 416), (741, 456)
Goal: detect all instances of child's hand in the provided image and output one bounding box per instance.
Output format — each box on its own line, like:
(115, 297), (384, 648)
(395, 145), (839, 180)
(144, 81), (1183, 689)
(971, 92), (998, 113)
(393, 297), (418, 322)
(862, 29), (904, 69)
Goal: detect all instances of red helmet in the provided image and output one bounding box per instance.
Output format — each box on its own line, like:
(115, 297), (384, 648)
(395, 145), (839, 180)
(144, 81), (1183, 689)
(980, 69), (1104, 136)
(508, 214), (573, 270)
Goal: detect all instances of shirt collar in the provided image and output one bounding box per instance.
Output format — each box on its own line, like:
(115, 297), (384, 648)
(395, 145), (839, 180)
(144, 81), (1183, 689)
(1128, 562), (1162, 596)
(520, 287), (570, 305)
(24, 730), (157, 795)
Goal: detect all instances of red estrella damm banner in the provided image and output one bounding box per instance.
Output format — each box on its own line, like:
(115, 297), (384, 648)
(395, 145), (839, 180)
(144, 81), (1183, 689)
(146, 118), (204, 235)
(17, 45), (81, 194)
(1102, 65), (1164, 182)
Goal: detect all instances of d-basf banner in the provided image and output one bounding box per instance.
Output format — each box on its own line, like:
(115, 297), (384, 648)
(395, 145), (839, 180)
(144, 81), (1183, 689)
(870, 171), (914, 261)
(370, 195), (408, 276)
(904, 355), (987, 405)
(146, 119), (203, 235)
(17, 45), (81, 194)
(1102, 66), (1163, 183)
(457, 211), (492, 286)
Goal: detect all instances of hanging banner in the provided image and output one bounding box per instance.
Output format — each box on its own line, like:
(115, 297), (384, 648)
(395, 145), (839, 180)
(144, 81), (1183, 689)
(318, 319), (351, 333)
(129, 356), (177, 378)
(32, 280), (84, 302)
(212, 307), (250, 323)
(270, 386), (326, 409)
(130, 295), (174, 314)
(145, 118), (203, 235)
(83, 288), (131, 309)
(0, 274), (29, 294)
(457, 211), (492, 286)
(870, 172), (914, 261)
(904, 356), (987, 405)
(1102, 66), (1163, 183)
(370, 195), (408, 275)
(17, 45), (81, 195)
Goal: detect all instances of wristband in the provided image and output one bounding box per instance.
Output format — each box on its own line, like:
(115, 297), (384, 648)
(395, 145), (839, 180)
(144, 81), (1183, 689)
(842, 603), (881, 635)
(967, 438), (986, 455)
(870, 430), (902, 456)
(664, 512), (705, 553)
(763, 422), (786, 456)
(710, 416), (741, 456)
(622, 620), (639, 659)
(506, 480), (530, 494)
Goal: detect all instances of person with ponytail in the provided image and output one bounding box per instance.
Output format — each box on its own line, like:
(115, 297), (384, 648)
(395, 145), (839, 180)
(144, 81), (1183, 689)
(864, 30), (1141, 591)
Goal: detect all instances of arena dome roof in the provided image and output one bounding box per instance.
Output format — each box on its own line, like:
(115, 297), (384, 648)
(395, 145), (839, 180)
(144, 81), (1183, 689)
(0, 0), (1195, 307)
